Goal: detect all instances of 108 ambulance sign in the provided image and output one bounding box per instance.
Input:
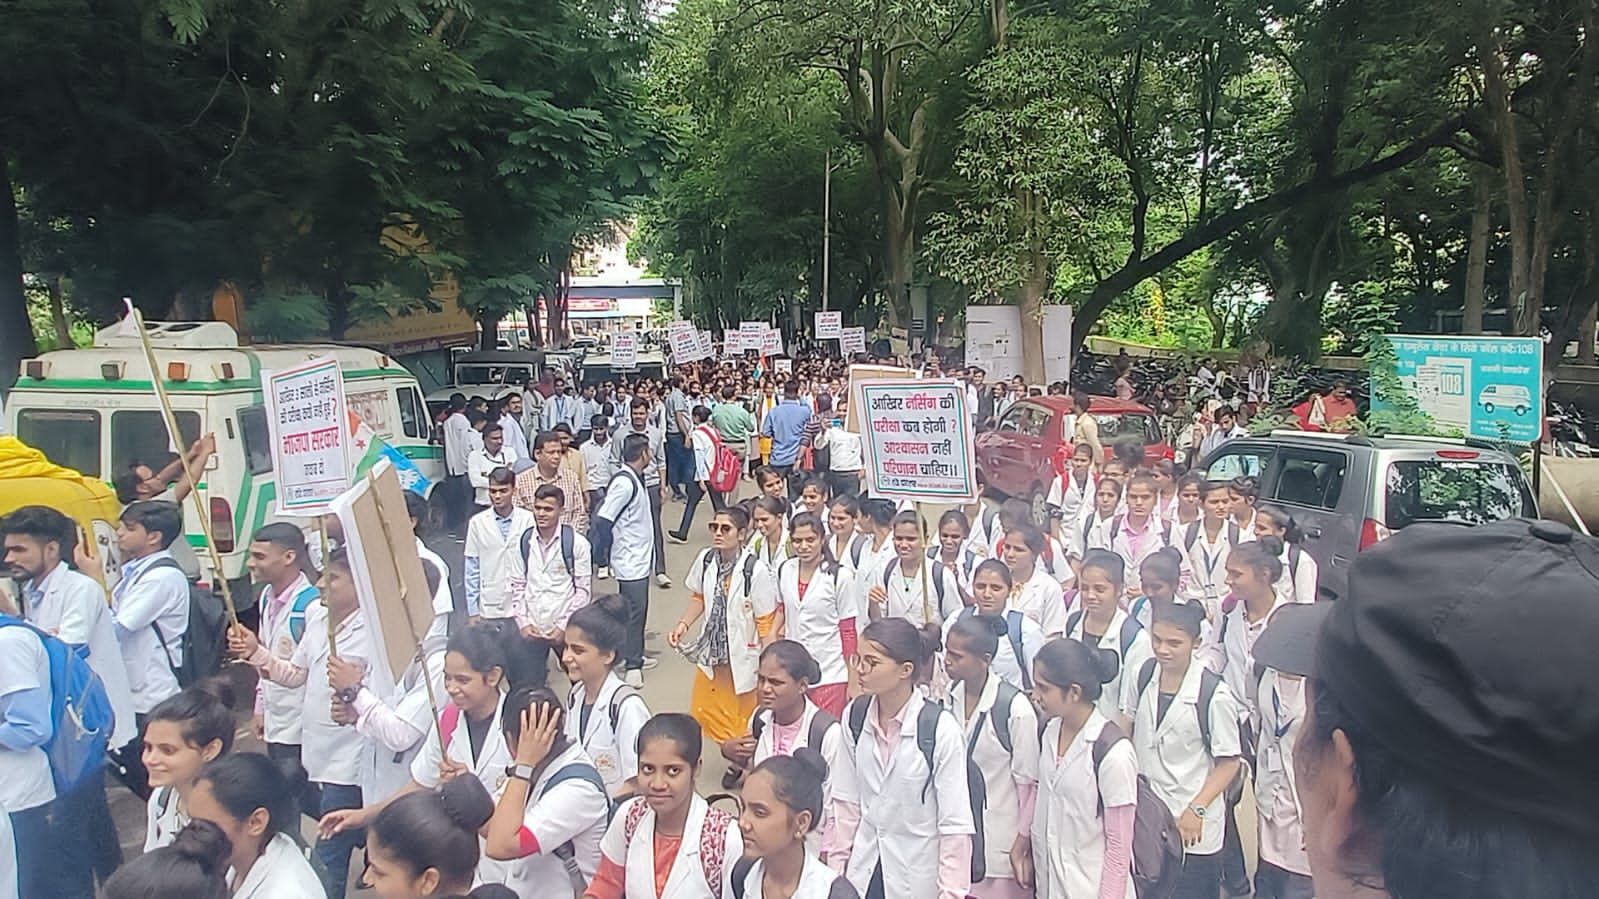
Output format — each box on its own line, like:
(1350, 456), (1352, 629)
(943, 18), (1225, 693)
(264, 356), (353, 515)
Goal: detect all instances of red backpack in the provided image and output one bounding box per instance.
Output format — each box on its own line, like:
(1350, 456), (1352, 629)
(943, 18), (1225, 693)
(701, 425), (740, 493)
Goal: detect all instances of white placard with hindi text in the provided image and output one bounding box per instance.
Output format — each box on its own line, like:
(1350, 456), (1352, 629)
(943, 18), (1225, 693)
(853, 378), (976, 503)
(668, 320), (702, 362)
(840, 327), (867, 355)
(264, 356), (352, 515)
(760, 327), (783, 356)
(816, 311), (842, 339)
(612, 333), (637, 369)
(775, 358), (792, 375)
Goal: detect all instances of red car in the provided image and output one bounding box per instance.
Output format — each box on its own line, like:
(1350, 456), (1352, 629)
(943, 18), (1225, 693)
(975, 396), (1173, 513)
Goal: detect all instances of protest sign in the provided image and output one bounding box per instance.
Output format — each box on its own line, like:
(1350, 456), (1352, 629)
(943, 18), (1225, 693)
(840, 327), (867, 355)
(816, 311), (842, 339)
(853, 378), (977, 503)
(760, 327), (784, 357)
(668, 320), (702, 362)
(775, 358), (792, 375)
(844, 364), (914, 432)
(332, 461), (435, 703)
(264, 356), (352, 515)
(696, 329), (715, 359)
(612, 333), (637, 369)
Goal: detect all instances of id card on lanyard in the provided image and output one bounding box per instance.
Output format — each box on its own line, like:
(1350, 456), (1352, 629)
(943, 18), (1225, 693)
(1198, 540), (1224, 601)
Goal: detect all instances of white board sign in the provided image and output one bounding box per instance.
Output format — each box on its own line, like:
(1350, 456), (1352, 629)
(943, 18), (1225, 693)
(612, 333), (637, 369)
(761, 327), (783, 357)
(1043, 306), (1073, 386)
(852, 377), (977, 503)
(840, 327), (867, 355)
(696, 330), (715, 359)
(668, 320), (702, 362)
(775, 358), (792, 375)
(816, 311), (842, 339)
(965, 305), (1022, 381)
(264, 356), (352, 515)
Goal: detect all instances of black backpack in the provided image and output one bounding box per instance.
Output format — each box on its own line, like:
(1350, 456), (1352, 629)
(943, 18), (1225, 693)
(749, 707), (838, 753)
(1066, 609), (1146, 660)
(145, 558), (226, 687)
(520, 524), (577, 579)
(699, 550), (759, 599)
(1090, 721), (1183, 899)
(846, 697), (989, 883)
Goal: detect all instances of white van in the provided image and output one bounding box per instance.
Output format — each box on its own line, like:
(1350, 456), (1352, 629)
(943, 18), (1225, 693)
(6, 321), (442, 592)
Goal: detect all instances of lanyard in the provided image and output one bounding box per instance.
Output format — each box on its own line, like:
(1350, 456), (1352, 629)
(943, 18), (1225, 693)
(1271, 682), (1294, 740)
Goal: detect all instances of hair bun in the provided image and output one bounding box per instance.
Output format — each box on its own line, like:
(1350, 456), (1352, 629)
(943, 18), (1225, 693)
(193, 676), (238, 712)
(791, 746), (830, 782)
(1093, 647), (1122, 686)
(439, 775), (495, 833)
(169, 820), (233, 876)
(592, 593), (628, 622)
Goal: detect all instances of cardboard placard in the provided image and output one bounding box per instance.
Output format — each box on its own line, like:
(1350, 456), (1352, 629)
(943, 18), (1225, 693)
(612, 333), (637, 369)
(816, 311), (842, 339)
(853, 378), (977, 503)
(840, 327), (867, 355)
(844, 364), (915, 432)
(264, 356), (352, 516)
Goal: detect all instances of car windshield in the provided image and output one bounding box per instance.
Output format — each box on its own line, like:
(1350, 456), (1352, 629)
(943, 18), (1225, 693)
(1094, 412), (1161, 445)
(1384, 459), (1535, 528)
(455, 364), (532, 386)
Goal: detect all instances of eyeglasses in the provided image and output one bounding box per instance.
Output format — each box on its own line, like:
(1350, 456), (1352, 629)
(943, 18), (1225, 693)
(708, 522), (736, 533)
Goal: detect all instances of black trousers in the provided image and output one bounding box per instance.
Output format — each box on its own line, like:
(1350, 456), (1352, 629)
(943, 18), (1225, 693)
(266, 741), (322, 820)
(618, 577), (650, 671)
(675, 481), (725, 536)
(647, 484), (667, 575)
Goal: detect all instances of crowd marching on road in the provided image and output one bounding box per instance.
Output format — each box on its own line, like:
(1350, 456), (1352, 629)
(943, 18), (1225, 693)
(1, 346), (1594, 899)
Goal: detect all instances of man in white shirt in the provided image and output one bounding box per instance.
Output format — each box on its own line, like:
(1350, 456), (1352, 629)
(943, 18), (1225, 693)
(465, 467), (537, 623)
(580, 416), (616, 520)
(441, 393), (475, 533)
(518, 484), (593, 686)
(2, 505), (128, 894)
(542, 380), (581, 433)
(815, 400), (863, 499)
(468, 423), (515, 509)
(594, 433), (657, 687)
(0, 610), (56, 899)
(110, 501), (191, 724)
(498, 393), (531, 462)
(1198, 405), (1249, 460)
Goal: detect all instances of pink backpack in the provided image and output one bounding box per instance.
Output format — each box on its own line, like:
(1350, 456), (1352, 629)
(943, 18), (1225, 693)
(701, 425), (739, 494)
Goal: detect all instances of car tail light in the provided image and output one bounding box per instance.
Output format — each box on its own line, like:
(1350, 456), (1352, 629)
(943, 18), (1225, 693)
(1359, 518), (1391, 549)
(1435, 449), (1480, 460)
(210, 498), (235, 553)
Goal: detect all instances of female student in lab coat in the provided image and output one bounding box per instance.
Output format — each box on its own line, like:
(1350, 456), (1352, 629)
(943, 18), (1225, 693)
(826, 618), (976, 899)
(942, 560), (1046, 693)
(774, 514), (855, 714)
(185, 753), (326, 899)
(318, 622), (517, 882)
(1250, 661), (1311, 899)
(361, 775), (508, 899)
(1128, 603), (1243, 899)
(1045, 443), (1098, 548)
(1030, 638), (1136, 899)
(943, 615), (1041, 899)
(104, 821), (233, 899)
(736, 752), (860, 899)
(864, 511), (962, 629)
(482, 687), (610, 897)
(751, 496), (794, 570)
(1252, 505), (1318, 605)
(999, 524), (1069, 638)
(928, 510), (981, 608)
(142, 679), (238, 850)
(565, 595), (652, 799)
(1065, 550), (1155, 727)
(583, 714), (745, 899)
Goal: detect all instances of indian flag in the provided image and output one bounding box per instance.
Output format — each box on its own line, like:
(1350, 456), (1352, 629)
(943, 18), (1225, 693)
(348, 410), (430, 497)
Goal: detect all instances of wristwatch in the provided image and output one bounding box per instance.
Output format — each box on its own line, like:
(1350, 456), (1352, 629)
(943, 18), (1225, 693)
(506, 763), (537, 782)
(336, 686), (361, 704)
(1189, 803), (1208, 819)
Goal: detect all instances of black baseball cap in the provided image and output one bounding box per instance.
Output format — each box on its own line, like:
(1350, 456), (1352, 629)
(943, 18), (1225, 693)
(1254, 518), (1599, 836)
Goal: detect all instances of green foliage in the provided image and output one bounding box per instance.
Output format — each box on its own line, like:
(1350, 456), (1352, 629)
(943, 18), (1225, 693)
(1363, 336), (1461, 438)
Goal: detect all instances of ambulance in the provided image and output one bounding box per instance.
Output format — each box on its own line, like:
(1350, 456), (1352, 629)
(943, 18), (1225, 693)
(5, 320), (442, 596)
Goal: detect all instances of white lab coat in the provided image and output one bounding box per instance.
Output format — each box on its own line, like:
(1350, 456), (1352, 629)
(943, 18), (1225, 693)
(1046, 470), (1097, 540)
(777, 559), (852, 687)
(871, 556), (962, 628)
(832, 693), (976, 899)
(257, 575), (316, 746)
(1253, 670), (1310, 876)
(940, 607), (1046, 694)
(949, 676), (1039, 883)
(1130, 662), (1240, 856)
(24, 563), (138, 747)
(1010, 567), (1069, 638)
(410, 700), (516, 885)
(1276, 544), (1319, 605)
(739, 854), (855, 899)
(567, 673), (651, 795)
(685, 548), (777, 694)
(230, 833), (326, 899)
(749, 700), (843, 857)
(599, 795), (744, 899)
(1178, 521), (1243, 606)
(1065, 607), (1154, 723)
(1033, 711), (1137, 899)
(496, 743), (609, 896)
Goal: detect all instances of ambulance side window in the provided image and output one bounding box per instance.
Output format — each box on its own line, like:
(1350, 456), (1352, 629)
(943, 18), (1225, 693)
(396, 386), (423, 439)
(239, 407), (273, 475)
(111, 410), (200, 476)
(18, 409), (102, 477)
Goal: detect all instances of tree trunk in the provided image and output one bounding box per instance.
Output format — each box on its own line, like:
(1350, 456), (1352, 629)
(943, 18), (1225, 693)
(1479, 31), (1535, 335)
(477, 311), (502, 350)
(1578, 303), (1597, 366)
(0, 158), (31, 390)
(1017, 267), (1047, 384)
(1464, 173), (1491, 334)
(46, 275), (72, 348)
(882, 216), (913, 328)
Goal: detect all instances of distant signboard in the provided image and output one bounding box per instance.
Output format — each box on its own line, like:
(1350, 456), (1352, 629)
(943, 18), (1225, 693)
(612, 333), (637, 369)
(760, 328), (783, 357)
(853, 378), (976, 503)
(1374, 334), (1543, 443)
(264, 356), (352, 515)
(668, 320), (703, 362)
(816, 311), (842, 339)
(774, 358), (792, 375)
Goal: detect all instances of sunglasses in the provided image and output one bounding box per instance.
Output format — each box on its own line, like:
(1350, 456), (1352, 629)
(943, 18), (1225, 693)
(708, 522), (736, 533)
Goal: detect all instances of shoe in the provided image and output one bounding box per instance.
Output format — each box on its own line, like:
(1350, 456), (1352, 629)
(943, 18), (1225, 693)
(641, 656), (660, 670)
(623, 669), (643, 688)
(667, 531), (687, 544)
(655, 573), (672, 588)
(596, 565), (610, 579)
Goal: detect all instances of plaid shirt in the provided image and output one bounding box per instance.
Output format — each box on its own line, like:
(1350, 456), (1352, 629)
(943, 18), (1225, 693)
(513, 464), (590, 533)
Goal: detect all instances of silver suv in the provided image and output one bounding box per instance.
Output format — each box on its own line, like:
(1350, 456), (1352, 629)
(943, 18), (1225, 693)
(1195, 431), (1538, 601)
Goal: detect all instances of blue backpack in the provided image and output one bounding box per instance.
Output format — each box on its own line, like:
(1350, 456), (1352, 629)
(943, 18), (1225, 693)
(0, 615), (115, 793)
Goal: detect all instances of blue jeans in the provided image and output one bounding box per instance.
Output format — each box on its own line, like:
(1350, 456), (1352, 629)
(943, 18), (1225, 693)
(314, 782), (365, 898)
(664, 437), (691, 495)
